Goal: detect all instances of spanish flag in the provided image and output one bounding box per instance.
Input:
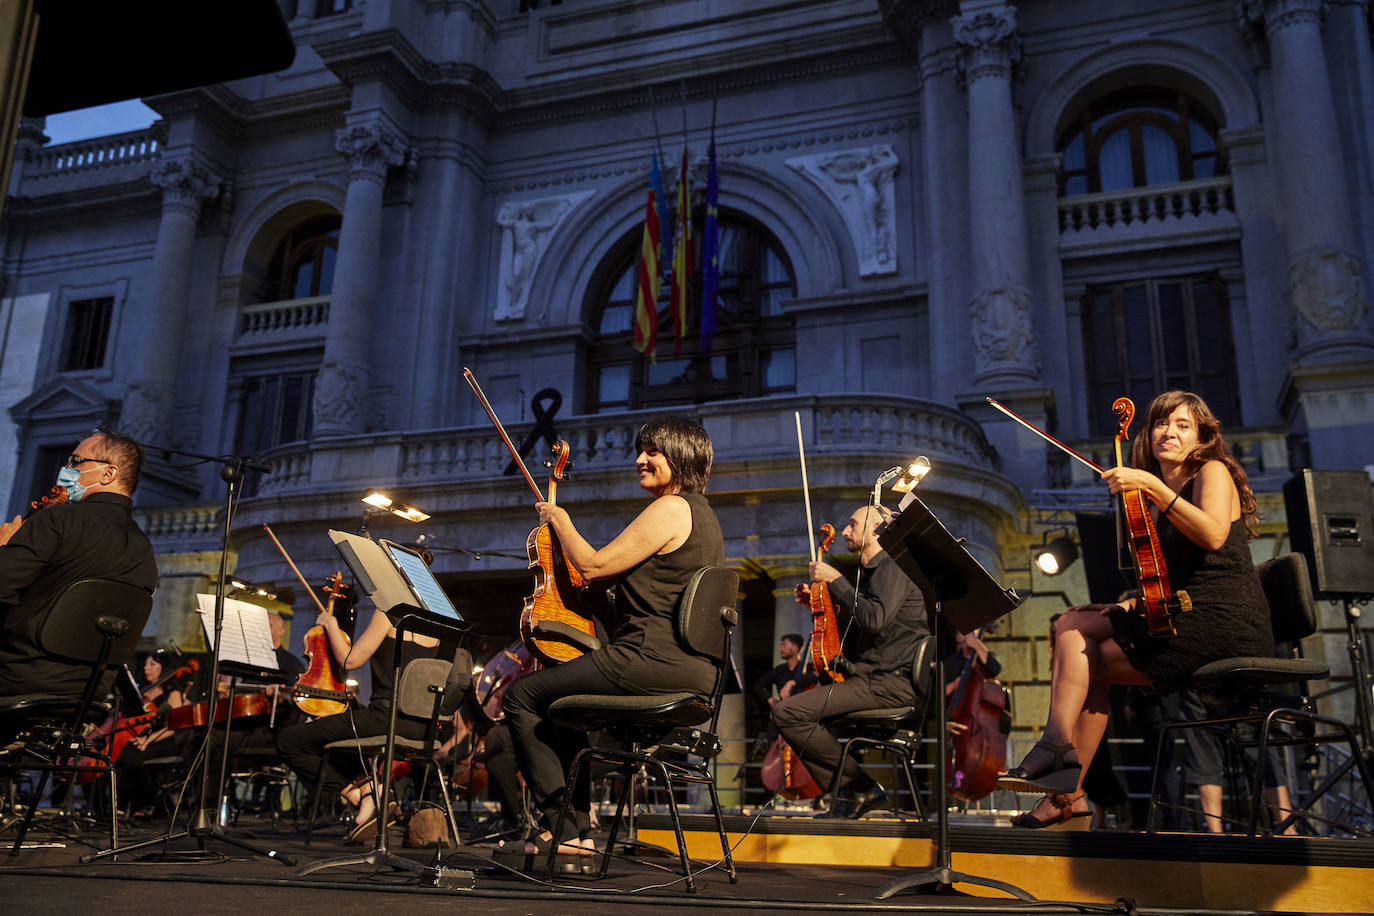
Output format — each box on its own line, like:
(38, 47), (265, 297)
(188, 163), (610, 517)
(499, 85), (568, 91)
(668, 147), (692, 358)
(633, 153), (664, 361)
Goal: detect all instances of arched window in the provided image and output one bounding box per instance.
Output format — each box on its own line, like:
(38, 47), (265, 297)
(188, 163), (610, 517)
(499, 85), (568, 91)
(260, 215), (340, 302)
(587, 215), (796, 412)
(1058, 89), (1224, 196)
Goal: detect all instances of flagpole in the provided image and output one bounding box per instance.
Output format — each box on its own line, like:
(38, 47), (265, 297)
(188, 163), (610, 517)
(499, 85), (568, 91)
(648, 85), (667, 169)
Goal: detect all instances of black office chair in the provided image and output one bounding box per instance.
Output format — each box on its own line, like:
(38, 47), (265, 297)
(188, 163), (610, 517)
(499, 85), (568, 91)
(0, 578), (153, 855)
(1146, 553), (1374, 836)
(304, 650), (471, 848)
(545, 566), (741, 893)
(823, 633), (938, 817)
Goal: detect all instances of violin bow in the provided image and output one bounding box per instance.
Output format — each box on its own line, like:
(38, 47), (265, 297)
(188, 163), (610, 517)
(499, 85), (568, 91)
(261, 523), (330, 615)
(463, 368), (545, 503)
(985, 397), (1105, 474)
(794, 411), (817, 565)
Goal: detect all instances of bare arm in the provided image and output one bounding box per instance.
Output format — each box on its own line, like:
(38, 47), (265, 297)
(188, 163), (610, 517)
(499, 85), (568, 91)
(536, 494), (692, 580)
(1101, 459), (1236, 551)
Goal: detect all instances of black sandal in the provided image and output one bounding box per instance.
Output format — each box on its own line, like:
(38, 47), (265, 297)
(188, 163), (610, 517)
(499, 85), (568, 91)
(998, 739), (1082, 793)
(1010, 792), (1089, 829)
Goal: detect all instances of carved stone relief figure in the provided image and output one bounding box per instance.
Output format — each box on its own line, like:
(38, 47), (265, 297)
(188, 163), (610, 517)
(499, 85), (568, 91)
(787, 144), (900, 276)
(970, 285), (1039, 379)
(493, 191), (593, 321)
(312, 359), (368, 433)
(1289, 247), (1369, 343)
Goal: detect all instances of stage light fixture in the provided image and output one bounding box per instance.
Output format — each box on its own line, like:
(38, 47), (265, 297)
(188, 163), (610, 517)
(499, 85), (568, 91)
(1034, 535), (1079, 576)
(361, 490), (431, 523)
(891, 456), (932, 493)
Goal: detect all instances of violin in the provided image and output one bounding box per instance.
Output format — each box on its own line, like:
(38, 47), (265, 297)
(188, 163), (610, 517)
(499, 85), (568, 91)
(1111, 398), (1191, 637)
(808, 524), (845, 683)
(985, 396), (1191, 638)
(464, 368), (598, 667)
(946, 629), (1009, 802)
(520, 439), (596, 666)
(294, 571), (351, 717)
(262, 523), (355, 709)
(166, 689), (273, 730)
(26, 485), (68, 517)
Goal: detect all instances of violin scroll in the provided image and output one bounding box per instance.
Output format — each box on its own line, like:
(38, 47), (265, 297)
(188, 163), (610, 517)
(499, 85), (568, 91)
(1111, 397), (1135, 440)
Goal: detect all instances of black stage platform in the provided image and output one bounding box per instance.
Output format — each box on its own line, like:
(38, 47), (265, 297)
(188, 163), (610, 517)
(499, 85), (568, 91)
(3, 806), (1371, 914)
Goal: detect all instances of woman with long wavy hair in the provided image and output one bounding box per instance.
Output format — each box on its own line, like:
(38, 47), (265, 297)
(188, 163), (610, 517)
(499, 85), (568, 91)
(999, 390), (1273, 828)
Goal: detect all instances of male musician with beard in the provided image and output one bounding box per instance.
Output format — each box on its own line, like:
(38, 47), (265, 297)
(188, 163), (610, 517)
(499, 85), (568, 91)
(774, 503), (930, 818)
(0, 430), (158, 707)
(750, 633), (817, 755)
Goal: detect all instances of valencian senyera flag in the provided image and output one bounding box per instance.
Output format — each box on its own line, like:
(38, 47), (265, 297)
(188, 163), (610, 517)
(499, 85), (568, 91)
(633, 152), (664, 361)
(699, 140), (720, 354)
(668, 146), (692, 358)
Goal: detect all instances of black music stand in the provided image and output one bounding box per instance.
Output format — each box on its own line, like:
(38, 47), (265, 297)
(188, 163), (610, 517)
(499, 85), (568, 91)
(872, 494), (1032, 901)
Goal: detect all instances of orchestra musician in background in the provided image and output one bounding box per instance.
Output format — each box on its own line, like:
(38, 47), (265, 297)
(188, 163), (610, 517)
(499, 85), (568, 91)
(503, 416), (724, 858)
(773, 503), (929, 819)
(115, 651), (191, 818)
(999, 390), (1273, 828)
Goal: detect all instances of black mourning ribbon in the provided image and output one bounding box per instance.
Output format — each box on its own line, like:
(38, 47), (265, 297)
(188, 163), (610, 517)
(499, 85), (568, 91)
(504, 388), (563, 478)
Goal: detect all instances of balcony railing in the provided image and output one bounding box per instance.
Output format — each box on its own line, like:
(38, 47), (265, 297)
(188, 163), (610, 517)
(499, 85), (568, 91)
(136, 503), (222, 542)
(1050, 426), (1292, 490)
(238, 296), (330, 337)
(254, 395), (1000, 499)
(24, 126), (164, 180)
(1058, 176), (1235, 234)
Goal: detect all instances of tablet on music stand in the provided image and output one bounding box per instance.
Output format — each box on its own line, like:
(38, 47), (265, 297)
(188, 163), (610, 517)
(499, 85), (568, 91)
(327, 529), (467, 633)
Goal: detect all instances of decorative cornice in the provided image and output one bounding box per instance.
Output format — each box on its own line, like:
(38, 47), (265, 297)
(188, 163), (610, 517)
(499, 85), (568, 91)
(953, 8), (1023, 86)
(879, 0), (961, 52)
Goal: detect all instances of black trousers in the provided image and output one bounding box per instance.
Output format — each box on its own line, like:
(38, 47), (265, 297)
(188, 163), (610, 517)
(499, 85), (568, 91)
(502, 653), (627, 836)
(772, 670), (914, 793)
(274, 705), (426, 797)
(477, 723), (523, 821)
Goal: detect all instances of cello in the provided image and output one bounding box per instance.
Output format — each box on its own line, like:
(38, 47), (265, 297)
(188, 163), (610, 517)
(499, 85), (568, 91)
(986, 397), (1191, 637)
(946, 629), (1010, 802)
(463, 368), (598, 666)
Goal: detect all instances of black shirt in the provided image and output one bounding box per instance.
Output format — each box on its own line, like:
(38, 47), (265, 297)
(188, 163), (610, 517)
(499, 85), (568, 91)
(751, 658), (818, 709)
(826, 551), (929, 676)
(0, 492), (158, 698)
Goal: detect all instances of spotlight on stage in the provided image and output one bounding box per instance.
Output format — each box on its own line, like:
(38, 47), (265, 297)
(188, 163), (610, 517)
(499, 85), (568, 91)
(891, 456), (932, 493)
(1034, 534), (1079, 576)
(361, 490), (431, 523)
(225, 577), (277, 600)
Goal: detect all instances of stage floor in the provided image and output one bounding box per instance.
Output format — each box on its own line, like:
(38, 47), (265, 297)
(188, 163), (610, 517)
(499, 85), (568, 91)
(1, 807), (1370, 914)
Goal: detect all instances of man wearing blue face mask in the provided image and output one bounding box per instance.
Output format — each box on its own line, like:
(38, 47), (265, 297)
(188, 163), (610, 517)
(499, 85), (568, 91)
(0, 430), (158, 700)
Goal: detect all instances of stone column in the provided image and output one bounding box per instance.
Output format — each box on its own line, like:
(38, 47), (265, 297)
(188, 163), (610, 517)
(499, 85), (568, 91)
(953, 5), (1040, 386)
(123, 157), (221, 443)
(1241, 0), (1374, 358)
(311, 122), (407, 437)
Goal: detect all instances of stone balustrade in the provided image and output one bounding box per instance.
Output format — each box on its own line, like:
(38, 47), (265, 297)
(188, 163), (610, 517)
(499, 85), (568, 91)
(256, 395), (999, 498)
(1058, 175), (1234, 234)
(238, 296), (331, 337)
(1056, 426), (1292, 490)
(25, 126), (164, 180)
(136, 503), (222, 542)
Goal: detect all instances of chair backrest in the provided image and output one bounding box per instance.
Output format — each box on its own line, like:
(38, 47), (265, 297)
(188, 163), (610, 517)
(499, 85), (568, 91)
(395, 656), (453, 719)
(1257, 553), (1317, 645)
(674, 566), (741, 663)
(35, 578), (153, 668)
(437, 646), (474, 717)
(909, 633), (937, 717)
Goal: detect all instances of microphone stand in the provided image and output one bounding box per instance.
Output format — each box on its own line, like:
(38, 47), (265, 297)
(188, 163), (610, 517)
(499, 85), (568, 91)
(84, 448), (293, 865)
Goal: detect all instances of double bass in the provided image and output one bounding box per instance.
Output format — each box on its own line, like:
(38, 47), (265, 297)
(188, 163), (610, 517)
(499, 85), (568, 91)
(464, 368), (598, 666)
(986, 397), (1191, 637)
(946, 630), (1010, 802)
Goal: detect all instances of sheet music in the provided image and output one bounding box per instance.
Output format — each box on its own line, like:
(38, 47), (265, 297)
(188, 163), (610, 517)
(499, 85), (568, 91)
(196, 594), (280, 671)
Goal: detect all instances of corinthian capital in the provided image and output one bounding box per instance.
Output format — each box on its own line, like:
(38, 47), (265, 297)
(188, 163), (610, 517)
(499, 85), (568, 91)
(149, 158), (222, 218)
(1237, 0), (1326, 38)
(335, 123), (408, 185)
(953, 7), (1022, 85)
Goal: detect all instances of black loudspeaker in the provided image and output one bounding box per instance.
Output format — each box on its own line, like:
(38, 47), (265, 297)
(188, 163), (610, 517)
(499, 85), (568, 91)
(1283, 469), (1374, 599)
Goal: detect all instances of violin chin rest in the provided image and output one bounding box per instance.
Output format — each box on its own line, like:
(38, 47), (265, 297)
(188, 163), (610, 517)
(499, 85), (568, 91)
(530, 620), (601, 654)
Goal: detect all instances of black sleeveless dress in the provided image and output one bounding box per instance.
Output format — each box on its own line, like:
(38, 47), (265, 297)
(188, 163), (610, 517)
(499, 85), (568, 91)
(1111, 479), (1273, 694)
(589, 491), (725, 696)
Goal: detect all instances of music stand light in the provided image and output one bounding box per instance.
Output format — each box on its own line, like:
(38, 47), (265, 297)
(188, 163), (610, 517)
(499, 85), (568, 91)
(362, 491), (431, 523)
